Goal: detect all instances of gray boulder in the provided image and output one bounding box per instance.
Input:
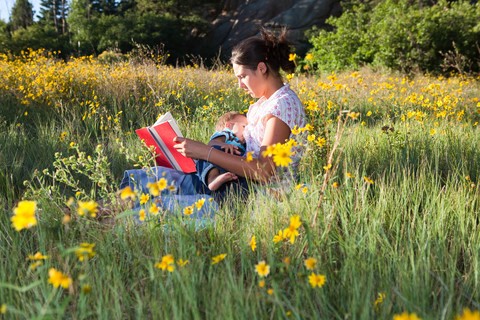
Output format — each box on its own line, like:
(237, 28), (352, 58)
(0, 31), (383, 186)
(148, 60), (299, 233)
(195, 0), (342, 59)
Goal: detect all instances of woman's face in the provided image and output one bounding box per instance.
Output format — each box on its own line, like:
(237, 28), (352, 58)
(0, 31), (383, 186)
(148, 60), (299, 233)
(232, 63), (265, 99)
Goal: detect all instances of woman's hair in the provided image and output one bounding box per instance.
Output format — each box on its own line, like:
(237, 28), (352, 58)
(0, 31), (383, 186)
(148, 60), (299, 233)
(215, 111), (246, 131)
(230, 27), (295, 78)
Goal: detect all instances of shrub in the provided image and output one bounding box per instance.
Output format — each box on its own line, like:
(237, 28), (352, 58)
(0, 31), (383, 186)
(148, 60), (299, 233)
(306, 0), (480, 74)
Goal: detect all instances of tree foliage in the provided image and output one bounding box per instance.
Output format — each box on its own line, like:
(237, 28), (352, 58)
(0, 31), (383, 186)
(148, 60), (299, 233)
(307, 0), (480, 74)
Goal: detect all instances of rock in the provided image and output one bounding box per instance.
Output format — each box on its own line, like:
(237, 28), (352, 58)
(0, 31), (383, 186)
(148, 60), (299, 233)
(195, 0), (341, 59)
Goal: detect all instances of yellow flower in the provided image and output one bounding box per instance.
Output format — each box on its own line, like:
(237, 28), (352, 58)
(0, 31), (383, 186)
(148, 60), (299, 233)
(261, 145), (275, 158)
(157, 178), (168, 191)
(304, 257), (317, 270)
(283, 257), (291, 266)
(183, 205), (194, 216)
(195, 198), (205, 210)
(282, 214), (302, 244)
(346, 172), (355, 178)
(62, 214), (71, 224)
(28, 252), (49, 261)
(272, 143), (293, 167)
(139, 193), (150, 205)
(48, 268), (72, 289)
(332, 182), (340, 188)
(246, 151), (253, 162)
(250, 235), (256, 252)
(139, 209), (146, 221)
(307, 134), (316, 142)
(155, 254), (175, 272)
(211, 253), (227, 265)
(366, 111), (372, 117)
(11, 200), (37, 231)
(308, 272), (326, 288)
(305, 53), (313, 61)
(455, 308), (480, 320)
(315, 137), (327, 148)
(258, 280), (265, 288)
(267, 288), (274, 295)
(75, 243), (96, 262)
(374, 292), (386, 309)
(347, 112), (360, 120)
(29, 261), (43, 271)
(273, 230), (285, 243)
(255, 261), (270, 277)
(81, 284), (92, 294)
(77, 200), (98, 218)
(120, 186), (136, 200)
(288, 53), (297, 61)
(177, 259), (189, 267)
(149, 203), (160, 215)
(393, 312), (421, 320)
(323, 163), (332, 171)
(364, 176), (374, 184)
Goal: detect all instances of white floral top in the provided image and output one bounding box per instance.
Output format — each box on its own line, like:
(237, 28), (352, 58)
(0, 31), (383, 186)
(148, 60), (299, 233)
(244, 84), (306, 182)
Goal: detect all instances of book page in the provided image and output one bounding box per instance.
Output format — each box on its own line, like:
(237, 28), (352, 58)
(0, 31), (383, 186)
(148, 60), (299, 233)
(153, 112), (183, 137)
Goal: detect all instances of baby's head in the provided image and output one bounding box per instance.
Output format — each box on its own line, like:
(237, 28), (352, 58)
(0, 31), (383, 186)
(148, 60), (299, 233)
(215, 111), (248, 142)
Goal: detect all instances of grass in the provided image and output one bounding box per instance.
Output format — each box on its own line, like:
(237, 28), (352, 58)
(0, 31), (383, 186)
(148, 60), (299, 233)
(0, 51), (479, 319)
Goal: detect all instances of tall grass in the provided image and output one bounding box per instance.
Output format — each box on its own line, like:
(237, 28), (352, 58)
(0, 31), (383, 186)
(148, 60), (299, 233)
(0, 51), (479, 319)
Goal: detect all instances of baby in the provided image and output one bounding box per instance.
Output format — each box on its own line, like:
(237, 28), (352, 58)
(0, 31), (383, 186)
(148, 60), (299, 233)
(196, 111), (248, 191)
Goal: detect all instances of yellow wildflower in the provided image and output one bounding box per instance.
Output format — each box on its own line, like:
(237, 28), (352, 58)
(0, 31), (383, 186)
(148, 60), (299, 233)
(11, 200), (37, 231)
(28, 252), (48, 261)
(261, 145), (275, 157)
(250, 235), (256, 252)
(455, 308), (480, 320)
(155, 254), (175, 272)
(393, 312), (421, 320)
(364, 176), (374, 184)
(273, 230), (285, 243)
(195, 198), (205, 210)
(258, 280), (265, 288)
(374, 292), (386, 309)
(211, 253), (227, 265)
(308, 272), (326, 288)
(272, 143), (293, 167)
(138, 209), (146, 221)
(304, 257), (317, 270)
(177, 259), (189, 267)
(75, 243), (96, 262)
(120, 186), (136, 201)
(77, 200), (98, 218)
(1, 304), (6, 314)
(183, 205), (194, 216)
(246, 151), (253, 162)
(149, 203), (160, 215)
(48, 268), (72, 289)
(267, 288), (274, 295)
(139, 193), (150, 205)
(255, 261), (270, 277)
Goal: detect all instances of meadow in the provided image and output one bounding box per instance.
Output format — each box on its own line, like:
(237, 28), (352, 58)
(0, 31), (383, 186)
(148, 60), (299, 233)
(0, 49), (479, 319)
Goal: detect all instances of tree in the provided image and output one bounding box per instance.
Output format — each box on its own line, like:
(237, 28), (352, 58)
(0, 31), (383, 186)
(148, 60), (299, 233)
(9, 0), (34, 31)
(37, 0), (69, 34)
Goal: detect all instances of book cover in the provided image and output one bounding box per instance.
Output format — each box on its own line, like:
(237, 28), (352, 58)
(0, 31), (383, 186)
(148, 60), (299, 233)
(135, 113), (197, 173)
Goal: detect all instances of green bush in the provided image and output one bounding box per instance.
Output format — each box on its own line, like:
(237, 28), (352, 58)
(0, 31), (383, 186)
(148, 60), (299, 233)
(306, 0), (480, 74)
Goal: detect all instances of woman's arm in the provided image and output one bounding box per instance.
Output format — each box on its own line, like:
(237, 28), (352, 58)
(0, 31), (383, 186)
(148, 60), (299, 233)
(173, 116), (291, 182)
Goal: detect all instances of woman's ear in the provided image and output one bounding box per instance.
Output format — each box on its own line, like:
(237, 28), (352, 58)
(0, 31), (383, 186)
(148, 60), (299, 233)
(257, 62), (267, 74)
(225, 122), (234, 129)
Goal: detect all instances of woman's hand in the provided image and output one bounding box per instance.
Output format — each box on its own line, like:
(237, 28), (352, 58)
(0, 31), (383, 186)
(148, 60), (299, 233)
(173, 137), (209, 160)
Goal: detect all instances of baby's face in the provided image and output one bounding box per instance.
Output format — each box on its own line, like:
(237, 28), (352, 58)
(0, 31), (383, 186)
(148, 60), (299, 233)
(228, 115), (248, 142)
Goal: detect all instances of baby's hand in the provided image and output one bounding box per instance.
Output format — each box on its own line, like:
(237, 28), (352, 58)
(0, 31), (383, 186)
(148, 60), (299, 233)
(218, 143), (240, 155)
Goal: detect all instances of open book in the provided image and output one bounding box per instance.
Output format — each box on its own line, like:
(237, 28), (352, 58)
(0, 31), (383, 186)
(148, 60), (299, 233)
(135, 112), (197, 173)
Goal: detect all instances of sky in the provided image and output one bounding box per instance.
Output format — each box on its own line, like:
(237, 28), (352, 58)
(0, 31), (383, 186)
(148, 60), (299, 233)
(0, 0), (41, 23)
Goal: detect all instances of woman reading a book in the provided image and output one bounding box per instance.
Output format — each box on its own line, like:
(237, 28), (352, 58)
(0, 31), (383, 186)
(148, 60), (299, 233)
(120, 27), (306, 214)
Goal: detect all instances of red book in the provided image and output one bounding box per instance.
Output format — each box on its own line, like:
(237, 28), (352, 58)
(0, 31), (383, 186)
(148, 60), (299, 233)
(135, 112), (197, 173)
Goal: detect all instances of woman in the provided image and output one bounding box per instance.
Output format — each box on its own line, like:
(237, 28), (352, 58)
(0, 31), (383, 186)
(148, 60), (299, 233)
(120, 28), (306, 208)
